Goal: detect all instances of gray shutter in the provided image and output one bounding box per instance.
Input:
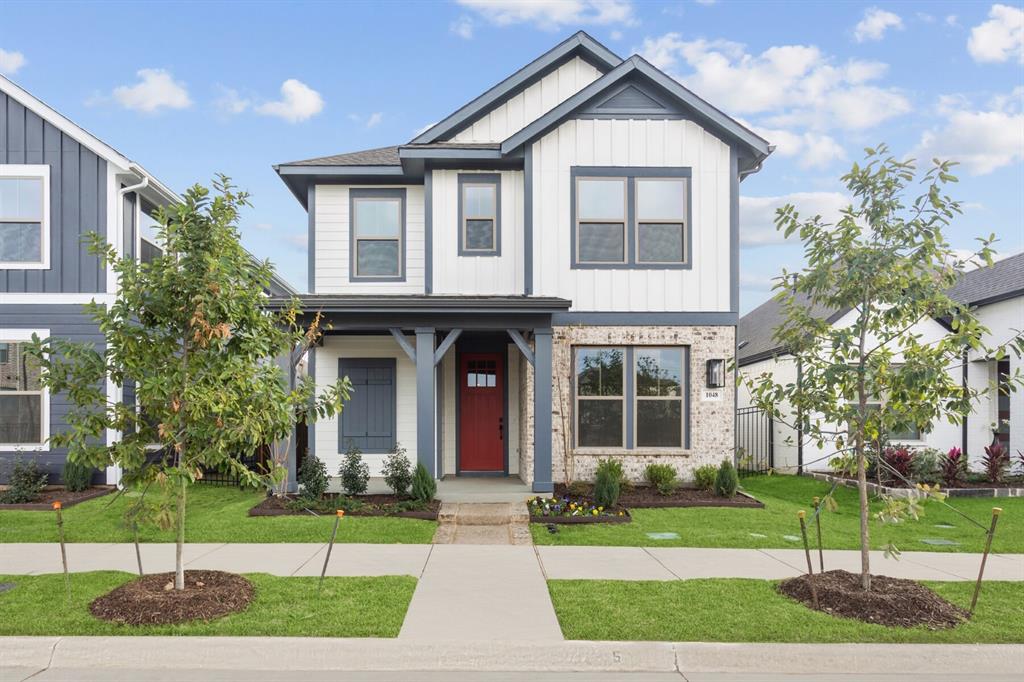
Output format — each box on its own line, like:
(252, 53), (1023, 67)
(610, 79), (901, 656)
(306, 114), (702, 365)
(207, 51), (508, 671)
(339, 358), (396, 453)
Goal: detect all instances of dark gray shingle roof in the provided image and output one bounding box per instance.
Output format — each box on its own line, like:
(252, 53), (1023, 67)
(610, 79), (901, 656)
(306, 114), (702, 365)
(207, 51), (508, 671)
(737, 291), (846, 366)
(283, 146), (401, 167)
(947, 251), (1024, 306)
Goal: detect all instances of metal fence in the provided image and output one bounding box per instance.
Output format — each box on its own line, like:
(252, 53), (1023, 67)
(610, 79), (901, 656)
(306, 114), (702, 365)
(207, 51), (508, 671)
(736, 406), (773, 476)
(197, 446), (270, 487)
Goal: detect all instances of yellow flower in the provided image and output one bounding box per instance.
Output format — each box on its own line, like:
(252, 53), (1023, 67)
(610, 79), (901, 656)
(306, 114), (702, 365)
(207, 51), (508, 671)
(592, 509), (598, 515)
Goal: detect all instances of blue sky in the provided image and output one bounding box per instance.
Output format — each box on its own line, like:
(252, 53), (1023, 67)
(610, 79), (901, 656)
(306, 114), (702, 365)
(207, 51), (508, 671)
(2, 1), (1021, 312)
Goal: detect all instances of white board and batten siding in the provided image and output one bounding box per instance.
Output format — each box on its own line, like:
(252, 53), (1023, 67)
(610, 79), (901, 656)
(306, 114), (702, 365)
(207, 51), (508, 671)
(447, 56), (603, 144)
(531, 118), (733, 312)
(313, 185), (425, 294)
(431, 169), (525, 295)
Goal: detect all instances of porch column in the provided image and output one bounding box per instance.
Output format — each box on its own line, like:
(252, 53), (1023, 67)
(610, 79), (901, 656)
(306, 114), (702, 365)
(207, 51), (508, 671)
(416, 328), (436, 478)
(532, 328), (554, 492)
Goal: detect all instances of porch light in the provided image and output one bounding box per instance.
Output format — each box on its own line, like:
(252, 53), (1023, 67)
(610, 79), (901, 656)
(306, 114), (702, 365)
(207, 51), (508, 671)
(706, 359), (725, 388)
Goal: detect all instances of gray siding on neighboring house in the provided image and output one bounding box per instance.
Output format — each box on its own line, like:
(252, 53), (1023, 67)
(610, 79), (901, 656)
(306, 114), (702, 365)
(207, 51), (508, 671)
(1, 91), (108, 293)
(0, 304), (104, 483)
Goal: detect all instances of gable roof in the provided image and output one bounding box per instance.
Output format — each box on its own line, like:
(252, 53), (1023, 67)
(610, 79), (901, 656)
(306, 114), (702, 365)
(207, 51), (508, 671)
(947, 251), (1024, 307)
(410, 31), (622, 145)
(737, 291), (848, 366)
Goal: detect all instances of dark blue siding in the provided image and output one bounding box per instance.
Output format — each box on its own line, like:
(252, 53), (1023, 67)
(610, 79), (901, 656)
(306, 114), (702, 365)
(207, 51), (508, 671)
(0, 91), (107, 293)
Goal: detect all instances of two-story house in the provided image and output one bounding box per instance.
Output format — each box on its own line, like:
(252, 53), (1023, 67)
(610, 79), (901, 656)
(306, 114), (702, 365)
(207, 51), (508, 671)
(273, 32), (772, 493)
(0, 75), (293, 484)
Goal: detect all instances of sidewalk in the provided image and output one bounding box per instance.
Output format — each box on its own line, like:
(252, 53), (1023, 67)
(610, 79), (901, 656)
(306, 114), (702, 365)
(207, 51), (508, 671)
(2, 543), (1022, 582)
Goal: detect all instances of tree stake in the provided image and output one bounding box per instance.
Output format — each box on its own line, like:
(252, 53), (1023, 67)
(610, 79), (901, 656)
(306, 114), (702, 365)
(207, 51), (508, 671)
(53, 502), (71, 604)
(318, 510), (344, 594)
(813, 496), (824, 572)
(798, 510), (819, 609)
(969, 507), (1002, 616)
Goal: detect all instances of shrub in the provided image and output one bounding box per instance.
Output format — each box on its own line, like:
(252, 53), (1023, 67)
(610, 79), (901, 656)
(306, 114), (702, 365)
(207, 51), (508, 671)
(714, 459), (738, 498)
(939, 447), (966, 487)
(879, 446), (913, 485)
(982, 442), (1010, 484)
(693, 464), (717, 491)
(566, 480), (590, 497)
(297, 453), (329, 500)
(62, 459), (93, 492)
(0, 459), (48, 504)
(909, 448), (941, 483)
(338, 445), (370, 495)
(411, 462), (436, 502)
(1017, 449), (1024, 476)
(593, 458), (623, 508)
(644, 463), (677, 495)
(382, 444), (413, 497)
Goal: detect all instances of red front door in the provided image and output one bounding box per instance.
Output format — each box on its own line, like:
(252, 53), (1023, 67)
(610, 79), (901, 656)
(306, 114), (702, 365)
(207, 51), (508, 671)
(459, 353), (504, 472)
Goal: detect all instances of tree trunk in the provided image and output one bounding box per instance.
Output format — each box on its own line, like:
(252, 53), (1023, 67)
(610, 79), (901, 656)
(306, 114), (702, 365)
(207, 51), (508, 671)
(855, 436), (872, 591)
(174, 476), (186, 591)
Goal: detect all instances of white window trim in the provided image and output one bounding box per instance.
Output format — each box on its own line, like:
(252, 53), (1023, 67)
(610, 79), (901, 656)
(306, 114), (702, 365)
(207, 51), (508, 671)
(0, 328), (50, 451)
(0, 165), (50, 270)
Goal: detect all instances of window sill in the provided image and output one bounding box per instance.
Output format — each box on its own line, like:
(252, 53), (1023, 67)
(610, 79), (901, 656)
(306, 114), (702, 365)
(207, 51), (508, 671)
(0, 262), (49, 270)
(570, 262), (692, 270)
(573, 447), (691, 457)
(0, 444), (50, 452)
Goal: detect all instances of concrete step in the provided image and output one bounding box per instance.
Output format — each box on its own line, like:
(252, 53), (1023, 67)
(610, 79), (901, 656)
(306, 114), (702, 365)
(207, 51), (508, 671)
(439, 502), (527, 526)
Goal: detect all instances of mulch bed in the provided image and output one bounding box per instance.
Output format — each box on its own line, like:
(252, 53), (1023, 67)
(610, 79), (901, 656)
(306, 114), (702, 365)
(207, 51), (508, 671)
(552, 483), (764, 509)
(778, 569), (968, 629)
(531, 509), (633, 524)
(90, 570), (254, 626)
(0, 486), (114, 511)
(249, 493), (440, 520)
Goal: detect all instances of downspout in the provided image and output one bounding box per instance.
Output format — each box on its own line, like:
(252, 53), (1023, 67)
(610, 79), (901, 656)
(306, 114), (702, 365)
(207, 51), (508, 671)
(962, 349), (969, 456)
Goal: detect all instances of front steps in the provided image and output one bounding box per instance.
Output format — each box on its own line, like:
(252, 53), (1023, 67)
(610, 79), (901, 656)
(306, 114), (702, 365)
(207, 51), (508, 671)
(432, 502), (532, 545)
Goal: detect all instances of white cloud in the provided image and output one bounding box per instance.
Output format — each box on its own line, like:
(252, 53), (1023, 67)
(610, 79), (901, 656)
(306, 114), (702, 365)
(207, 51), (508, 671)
(740, 192), (849, 246)
(255, 79), (324, 123)
(214, 86), (250, 116)
(945, 15), (959, 27)
(914, 87), (1024, 175)
(968, 4), (1024, 64)
(854, 7), (904, 42)
(450, 15), (475, 39)
(0, 48), (26, 76)
(251, 222), (273, 231)
(638, 34), (911, 131)
(365, 112), (383, 128)
(285, 233), (308, 251)
(456, 0), (637, 31)
(916, 12), (935, 24)
(112, 69), (192, 113)
(695, 0), (717, 5)
(610, 29), (623, 41)
(751, 125), (846, 169)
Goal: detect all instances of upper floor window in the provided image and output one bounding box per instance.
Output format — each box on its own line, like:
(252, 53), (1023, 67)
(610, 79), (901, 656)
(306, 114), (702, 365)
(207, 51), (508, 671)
(0, 165), (49, 269)
(571, 167), (690, 270)
(139, 199), (164, 264)
(350, 188), (405, 281)
(459, 173), (501, 256)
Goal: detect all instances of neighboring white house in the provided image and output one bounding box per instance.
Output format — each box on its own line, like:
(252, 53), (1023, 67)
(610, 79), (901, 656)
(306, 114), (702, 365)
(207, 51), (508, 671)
(737, 252), (1024, 473)
(272, 32), (773, 492)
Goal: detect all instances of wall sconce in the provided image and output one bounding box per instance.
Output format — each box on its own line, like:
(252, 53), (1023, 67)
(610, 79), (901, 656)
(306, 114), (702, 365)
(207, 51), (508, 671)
(706, 359), (725, 388)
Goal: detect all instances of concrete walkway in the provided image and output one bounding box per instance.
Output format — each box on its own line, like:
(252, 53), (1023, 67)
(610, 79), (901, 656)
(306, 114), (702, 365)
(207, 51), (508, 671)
(2, 543), (1021, 582)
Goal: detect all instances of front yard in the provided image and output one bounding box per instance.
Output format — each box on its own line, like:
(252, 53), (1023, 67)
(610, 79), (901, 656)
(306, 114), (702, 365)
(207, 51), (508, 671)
(0, 571), (416, 637)
(531, 476), (1024, 553)
(0, 486), (437, 544)
(548, 578), (1024, 643)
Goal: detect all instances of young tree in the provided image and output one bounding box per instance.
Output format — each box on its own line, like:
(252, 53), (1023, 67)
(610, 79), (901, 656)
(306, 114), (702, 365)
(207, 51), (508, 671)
(745, 146), (1022, 591)
(27, 177), (349, 591)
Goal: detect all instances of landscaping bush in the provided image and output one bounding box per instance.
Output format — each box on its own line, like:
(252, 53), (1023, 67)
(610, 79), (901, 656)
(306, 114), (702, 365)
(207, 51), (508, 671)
(982, 442), (1010, 483)
(909, 448), (941, 483)
(339, 445), (370, 495)
(644, 463), (677, 495)
(566, 480), (590, 497)
(382, 444), (413, 497)
(1017, 449), (1024, 476)
(0, 459), (48, 504)
(62, 459), (93, 492)
(693, 464), (717, 491)
(940, 447), (966, 487)
(594, 458), (622, 508)
(297, 453), (329, 500)
(879, 446), (913, 485)
(411, 462), (436, 503)
(713, 459), (738, 498)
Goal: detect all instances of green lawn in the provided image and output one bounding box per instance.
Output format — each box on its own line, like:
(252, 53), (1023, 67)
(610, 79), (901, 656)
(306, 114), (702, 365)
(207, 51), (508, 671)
(548, 578), (1024, 643)
(0, 486), (437, 544)
(0, 571), (415, 637)
(531, 475), (1023, 553)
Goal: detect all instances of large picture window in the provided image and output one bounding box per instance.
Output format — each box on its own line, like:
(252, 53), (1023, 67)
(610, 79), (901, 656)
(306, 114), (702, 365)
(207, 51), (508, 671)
(0, 334), (49, 449)
(459, 173), (501, 256)
(350, 188), (405, 280)
(0, 165), (49, 269)
(575, 347), (625, 447)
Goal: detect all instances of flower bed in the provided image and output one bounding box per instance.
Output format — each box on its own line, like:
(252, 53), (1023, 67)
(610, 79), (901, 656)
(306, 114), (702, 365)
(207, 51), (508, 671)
(249, 493), (439, 520)
(553, 483), (764, 509)
(527, 495), (631, 524)
(0, 486), (114, 511)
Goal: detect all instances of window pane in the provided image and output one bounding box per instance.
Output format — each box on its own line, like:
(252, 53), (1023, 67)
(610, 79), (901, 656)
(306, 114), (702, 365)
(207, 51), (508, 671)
(356, 240), (400, 277)
(578, 223), (624, 262)
(0, 177), (43, 221)
(637, 178), (685, 220)
(464, 184), (495, 217)
(0, 222), (42, 262)
(636, 400), (682, 447)
(0, 395), (42, 444)
(578, 399), (623, 447)
(636, 348), (683, 397)
(353, 198), (400, 237)
(638, 223), (684, 263)
(0, 342), (42, 391)
(577, 348), (624, 396)
(577, 178), (624, 220)
(465, 219), (495, 250)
